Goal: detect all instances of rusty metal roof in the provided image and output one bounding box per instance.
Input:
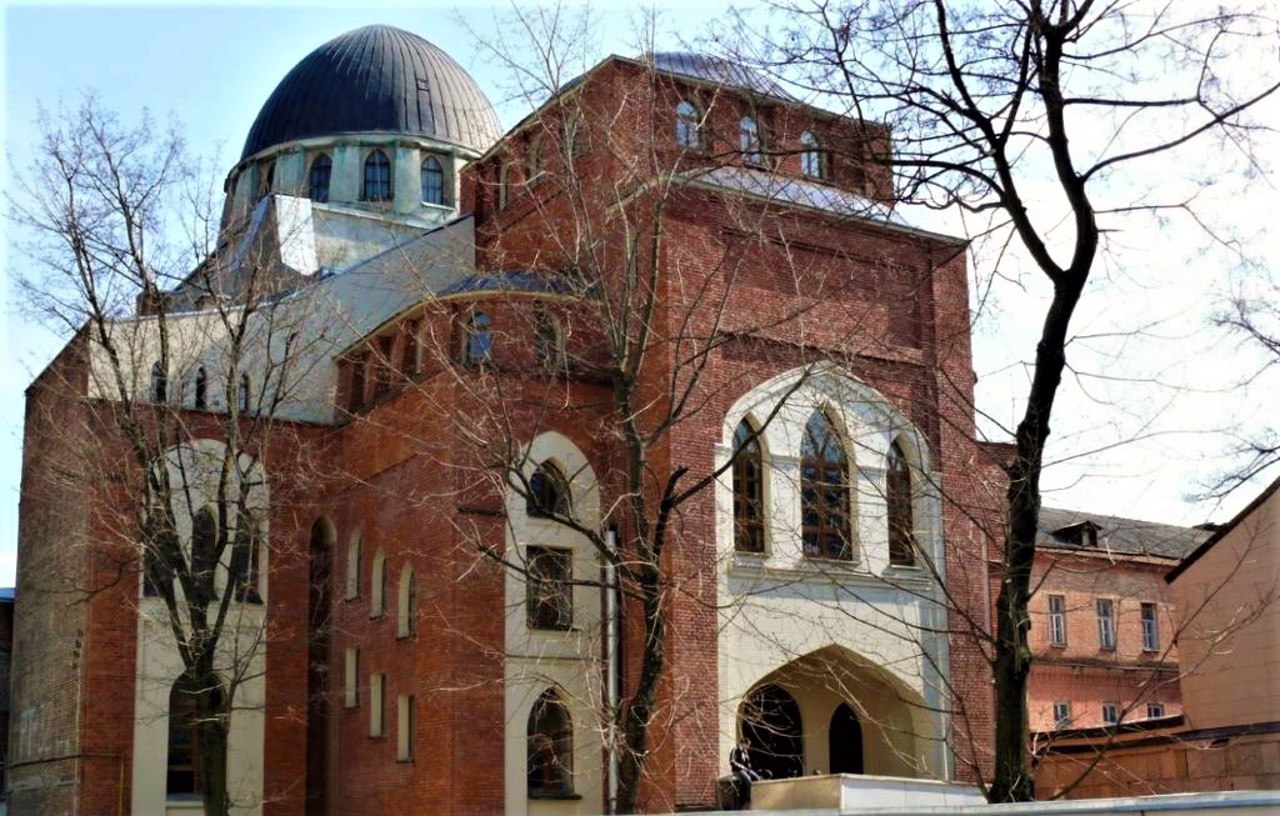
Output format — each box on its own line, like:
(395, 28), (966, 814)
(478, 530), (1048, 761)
(241, 25), (502, 159)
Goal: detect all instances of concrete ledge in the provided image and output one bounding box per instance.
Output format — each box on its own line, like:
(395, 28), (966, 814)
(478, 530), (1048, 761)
(751, 774), (985, 811)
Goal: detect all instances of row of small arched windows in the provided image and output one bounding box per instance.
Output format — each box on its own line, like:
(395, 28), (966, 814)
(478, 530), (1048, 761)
(304, 151), (450, 206)
(150, 362), (251, 413)
(731, 411), (915, 565)
(345, 536), (418, 638)
(674, 100), (828, 180)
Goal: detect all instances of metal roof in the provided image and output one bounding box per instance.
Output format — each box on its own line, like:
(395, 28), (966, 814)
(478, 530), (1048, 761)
(645, 52), (797, 101)
(1037, 506), (1210, 561)
(684, 166), (915, 227)
(438, 271), (585, 298)
(241, 25), (503, 159)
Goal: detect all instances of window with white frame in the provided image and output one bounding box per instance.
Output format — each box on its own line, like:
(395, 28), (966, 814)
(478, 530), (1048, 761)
(1048, 594), (1067, 646)
(1096, 598), (1116, 650)
(732, 419), (765, 553)
(344, 647), (359, 708)
(740, 116), (764, 165)
(398, 695), (416, 761)
(1140, 602), (1159, 651)
(397, 565), (416, 638)
(1052, 700), (1071, 728)
(676, 100), (701, 149)
(800, 130), (826, 180)
(1102, 701), (1120, 725)
(346, 534), (361, 600)
(800, 410), (852, 560)
(1146, 702), (1165, 719)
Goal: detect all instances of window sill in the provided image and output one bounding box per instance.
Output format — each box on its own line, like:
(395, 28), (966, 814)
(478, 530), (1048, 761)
(528, 791), (582, 801)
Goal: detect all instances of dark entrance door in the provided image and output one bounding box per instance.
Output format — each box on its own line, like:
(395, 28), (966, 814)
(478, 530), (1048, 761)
(828, 703), (864, 774)
(740, 684), (804, 779)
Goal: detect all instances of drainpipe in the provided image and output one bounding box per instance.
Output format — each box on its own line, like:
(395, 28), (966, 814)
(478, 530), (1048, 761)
(603, 525), (621, 814)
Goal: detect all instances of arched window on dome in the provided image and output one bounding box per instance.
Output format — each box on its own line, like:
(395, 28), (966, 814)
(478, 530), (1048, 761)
(528, 688), (574, 797)
(309, 153), (332, 202)
(801, 409), (851, 560)
(421, 155), (446, 206)
(732, 419), (765, 552)
(800, 131), (827, 180)
(740, 116), (764, 166)
(676, 100), (702, 150)
(363, 149), (392, 202)
(887, 440), (915, 566)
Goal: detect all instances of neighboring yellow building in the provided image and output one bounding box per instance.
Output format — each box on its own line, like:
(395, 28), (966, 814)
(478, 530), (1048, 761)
(1036, 475), (1280, 798)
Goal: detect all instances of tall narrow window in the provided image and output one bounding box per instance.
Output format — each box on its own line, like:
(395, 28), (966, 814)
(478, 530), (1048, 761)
(309, 153), (332, 202)
(193, 367), (207, 410)
(886, 441), (914, 565)
(346, 535), (361, 600)
(370, 673), (386, 737)
(498, 162), (511, 209)
(397, 695), (416, 761)
(1048, 595), (1067, 646)
(1053, 701), (1072, 729)
(801, 410), (852, 560)
(363, 149), (392, 202)
(464, 311), (492, 364)
(528, 688), (573, 797)
(238, 373), (251, 413)
(740, 117), (763, 165)
(533, 310), (564, 373)
(527, 546), (572, 631)
(191, 506), (218, 604)
(1097, 598), (1116, 650)
(1102, 702), (1120, 725)
(397, 565), (416, 638)
(800, 131), (826, 180)
(370, 548), (387, 617)
(1140, 602), (1159, 651)
(151, 361), (168, 403)
(527, 136), (544, 184)
(261, 161), (275, 196)
(167, 675), (224, 798)
(421, 155), (446, 205)
(528, 461), (570, 519)
(230, 513), (262, 604)
(344, 647), (359, 707)
(732, 420), (765, 553)
(675, 100), (701, 149)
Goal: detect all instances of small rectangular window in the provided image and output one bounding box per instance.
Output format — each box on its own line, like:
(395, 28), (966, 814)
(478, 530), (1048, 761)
(1048, 595), (1067, 646)
(370, 673), (386, 737)
(398, 695), (415, 761)
(527, 546), (573, 631)
(1053, 701), (1071, 728)
(1147, 702), (1165, 719)
(1102, 702), (1120, 725)
(344, 648), (359, 708)
(1141, 602), (1159, 652)
(1096, 598), (1116, 650)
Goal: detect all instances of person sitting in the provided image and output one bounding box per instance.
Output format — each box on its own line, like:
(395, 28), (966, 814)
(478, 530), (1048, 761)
(729, 738), (761, 808)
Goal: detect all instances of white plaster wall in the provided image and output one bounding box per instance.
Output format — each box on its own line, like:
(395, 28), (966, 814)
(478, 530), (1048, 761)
(504, 433), (606, 816)
(716, 364), (951, 781)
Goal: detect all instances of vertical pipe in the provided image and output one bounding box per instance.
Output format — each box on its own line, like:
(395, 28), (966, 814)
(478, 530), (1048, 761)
(603, 525), (620, 814)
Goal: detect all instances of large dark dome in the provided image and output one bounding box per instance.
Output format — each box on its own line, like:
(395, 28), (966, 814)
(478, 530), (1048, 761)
(241, 25), (503, 159)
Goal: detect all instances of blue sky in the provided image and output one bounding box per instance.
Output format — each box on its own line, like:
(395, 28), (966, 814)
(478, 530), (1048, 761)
(3, 2), (1278, 587)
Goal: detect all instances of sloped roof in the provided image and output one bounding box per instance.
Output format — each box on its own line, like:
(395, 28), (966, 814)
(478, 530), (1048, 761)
(645, 52), (796, 101)
(241, 25), (502, 159)
(1038, 506), (1210, 561)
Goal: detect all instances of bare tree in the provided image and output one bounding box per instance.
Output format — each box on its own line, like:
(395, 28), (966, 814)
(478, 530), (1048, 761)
(751, 0), (1280, 801)
(9, 96), (316, 816)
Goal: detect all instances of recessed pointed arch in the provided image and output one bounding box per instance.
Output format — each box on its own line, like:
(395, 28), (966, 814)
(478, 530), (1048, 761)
(802, 408), (852, 560)
(732, 418), (765, 552)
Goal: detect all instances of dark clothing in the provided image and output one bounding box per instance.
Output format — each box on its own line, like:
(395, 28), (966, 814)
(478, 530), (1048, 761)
(730, 745), (761, 807)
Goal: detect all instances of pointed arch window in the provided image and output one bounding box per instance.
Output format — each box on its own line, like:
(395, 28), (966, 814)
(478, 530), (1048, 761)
(528, 461), (570, 519)
(397, 564), (416, 638)
(528, 688), (574, 797)
(800, 131), (826, 180)
(676, 100), (701, 149)
(167, 674), (225, 798)
(498, 162), (512, 209)
(421, 155), (446, 205)
(740, 117), (764, 165)
(801, 410), (852, 559)
(193, 367), (207, 410)
(527, 136), (544, 184)
(151, 361), (168, 403)
(887, 441), (915, 566)
(309, 153), (332, 202)
(732, 420), (765, 552)
(464, 311), (493, 364)
(363, 149), (392, 202)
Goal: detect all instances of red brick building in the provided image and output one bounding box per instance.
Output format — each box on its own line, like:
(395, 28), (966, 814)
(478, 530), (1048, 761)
(10, 26), (1000, 815)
